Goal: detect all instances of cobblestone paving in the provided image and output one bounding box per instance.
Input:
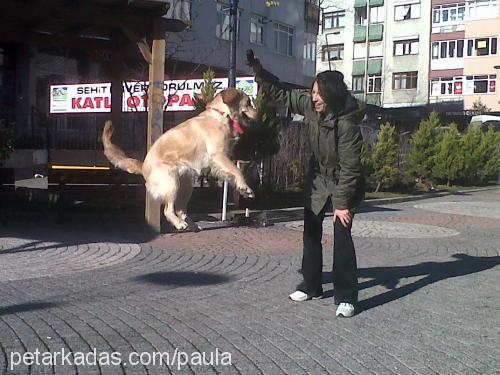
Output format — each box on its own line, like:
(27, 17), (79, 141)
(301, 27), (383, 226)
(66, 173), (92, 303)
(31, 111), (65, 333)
(283, 220), (461, 239)
(0, 189), (499, 374)
(414, 201), (500, 219)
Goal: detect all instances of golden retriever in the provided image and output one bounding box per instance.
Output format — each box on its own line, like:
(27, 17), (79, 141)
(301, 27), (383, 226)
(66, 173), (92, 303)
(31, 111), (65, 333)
(102, 88), (257, 230)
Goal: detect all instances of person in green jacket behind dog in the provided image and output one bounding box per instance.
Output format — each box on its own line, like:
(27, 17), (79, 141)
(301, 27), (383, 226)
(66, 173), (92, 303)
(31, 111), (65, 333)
(246, 50), (365, 317)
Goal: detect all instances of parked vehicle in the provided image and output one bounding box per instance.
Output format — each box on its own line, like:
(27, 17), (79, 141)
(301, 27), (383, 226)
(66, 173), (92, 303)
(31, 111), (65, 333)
(469, 115), (500, 131)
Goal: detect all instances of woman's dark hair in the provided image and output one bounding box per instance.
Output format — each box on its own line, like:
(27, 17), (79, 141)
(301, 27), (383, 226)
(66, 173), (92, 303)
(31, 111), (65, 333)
(312, 70), (349, 114)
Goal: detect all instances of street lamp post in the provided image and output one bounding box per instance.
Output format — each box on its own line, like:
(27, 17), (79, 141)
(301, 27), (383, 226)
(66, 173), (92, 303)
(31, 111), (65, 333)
(221, 0), (239, 222)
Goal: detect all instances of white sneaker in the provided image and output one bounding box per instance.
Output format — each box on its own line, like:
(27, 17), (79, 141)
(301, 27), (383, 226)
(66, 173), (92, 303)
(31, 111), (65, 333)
(336, 303), (355, 317)
(289, 290), (322, 302)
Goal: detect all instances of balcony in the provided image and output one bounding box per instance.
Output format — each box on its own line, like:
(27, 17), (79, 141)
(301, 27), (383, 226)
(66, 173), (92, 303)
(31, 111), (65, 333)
(353, 24), (383, 42)
(305, 1), (320, 35)
(352, 59), (383, 75)
(353, 93), (382, 106)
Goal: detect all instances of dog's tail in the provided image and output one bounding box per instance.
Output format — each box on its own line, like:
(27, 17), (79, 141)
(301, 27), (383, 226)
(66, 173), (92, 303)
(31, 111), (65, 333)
(102, 120), (143, 175)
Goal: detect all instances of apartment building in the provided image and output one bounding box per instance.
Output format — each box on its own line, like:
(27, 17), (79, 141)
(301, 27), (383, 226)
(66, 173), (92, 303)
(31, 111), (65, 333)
(430, 0), (499, 111)
(318, 0), (430, 110)
(318, 0), (499, 112)
(168, 0), (320, 88)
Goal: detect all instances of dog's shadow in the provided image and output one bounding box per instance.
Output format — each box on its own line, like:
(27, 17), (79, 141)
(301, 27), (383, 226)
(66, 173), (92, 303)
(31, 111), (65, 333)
(136, 271), (231, 286)
(319, 254), (500, 312)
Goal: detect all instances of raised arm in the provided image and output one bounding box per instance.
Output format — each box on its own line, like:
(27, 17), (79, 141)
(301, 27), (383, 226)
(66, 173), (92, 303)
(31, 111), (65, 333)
(246, 49), (312, 116)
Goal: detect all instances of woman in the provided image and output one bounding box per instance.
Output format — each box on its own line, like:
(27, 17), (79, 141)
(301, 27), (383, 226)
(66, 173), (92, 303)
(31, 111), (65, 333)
(247, 50), (365, 317)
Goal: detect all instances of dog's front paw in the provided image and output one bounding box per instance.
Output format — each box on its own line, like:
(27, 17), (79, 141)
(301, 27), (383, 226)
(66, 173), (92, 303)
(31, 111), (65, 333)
(238, 185), (255, 198)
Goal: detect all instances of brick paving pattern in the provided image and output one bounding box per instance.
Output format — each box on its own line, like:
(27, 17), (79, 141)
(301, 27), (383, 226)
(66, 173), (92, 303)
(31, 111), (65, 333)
(0, 189), (499, 374)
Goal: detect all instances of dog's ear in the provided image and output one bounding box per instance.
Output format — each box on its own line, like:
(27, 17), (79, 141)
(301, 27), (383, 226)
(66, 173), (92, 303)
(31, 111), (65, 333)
(221, 88), (240, 105)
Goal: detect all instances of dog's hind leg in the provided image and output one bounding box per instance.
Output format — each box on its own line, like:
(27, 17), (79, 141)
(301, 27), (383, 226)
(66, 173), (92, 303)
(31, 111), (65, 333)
(176, 173), (200, 231)
(175, 173), (193, 222)
(146, 166), (188, 231)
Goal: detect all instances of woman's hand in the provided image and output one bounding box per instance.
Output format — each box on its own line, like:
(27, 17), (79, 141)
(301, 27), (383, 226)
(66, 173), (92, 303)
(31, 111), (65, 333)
(333, 208), (352, 228)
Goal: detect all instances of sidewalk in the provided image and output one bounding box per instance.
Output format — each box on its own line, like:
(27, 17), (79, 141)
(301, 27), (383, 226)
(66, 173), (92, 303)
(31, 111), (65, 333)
(0, 187), (499, 374)
(193, 185), (500, 230)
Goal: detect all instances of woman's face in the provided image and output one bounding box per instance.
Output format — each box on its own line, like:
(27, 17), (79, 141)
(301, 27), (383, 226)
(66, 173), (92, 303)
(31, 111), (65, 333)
(312, 81), (328, 114)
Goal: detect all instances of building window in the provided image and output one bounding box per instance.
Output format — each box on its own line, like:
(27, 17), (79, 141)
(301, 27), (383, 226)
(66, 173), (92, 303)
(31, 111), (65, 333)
(250, 15), (264, 44)
(323, 10), (346, 29)
(304, 40), (317, 61)
(475, 37), (498, 56)
(432, 40), (466, 59)
(274, 23), (294, 57)
(431, 75), (496, 96)
(393, 71), (418, 90)
(469, 0), (499, 20)
(394, 38), (419, 55)
(370, 6), (385, 23)
(353, 42), (383, 59)
(432, 3), (466, 24)
(355, 7), (367, 25)
(463, 37), (498, 57)
(352, 76), (365, 92)
(355, 5), (385, 24)
(395, 2), (421, 21)
(430, 77), (464, 96)
(368, 75), (382, 93)
(216, 3), (239, 40)
(468, 75), (496, 93)
(321, 44), (344, 61)
(433, 1), (498, 23)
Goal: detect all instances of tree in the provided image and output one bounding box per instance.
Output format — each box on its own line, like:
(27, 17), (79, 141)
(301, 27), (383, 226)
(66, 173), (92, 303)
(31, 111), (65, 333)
(0, 119), (14, 166)
(476, 126), (500, 183)
(371, 122), (399, 192)
(471, 98), (491, 114)
(192, 67), (216, 113)
(406, 111), (444, 184)
(232, 90), (281, 161)
(360, 142), (374, 180)
(459, 123), (483, 184)
(431, 123), (461, 186)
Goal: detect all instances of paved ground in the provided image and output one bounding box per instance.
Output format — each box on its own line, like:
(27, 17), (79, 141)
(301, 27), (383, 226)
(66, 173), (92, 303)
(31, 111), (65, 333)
(0, 188), (499, 374)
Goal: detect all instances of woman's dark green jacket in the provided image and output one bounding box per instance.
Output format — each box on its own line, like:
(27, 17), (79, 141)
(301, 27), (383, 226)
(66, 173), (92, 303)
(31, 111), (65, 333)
(256, 71), (365, 215)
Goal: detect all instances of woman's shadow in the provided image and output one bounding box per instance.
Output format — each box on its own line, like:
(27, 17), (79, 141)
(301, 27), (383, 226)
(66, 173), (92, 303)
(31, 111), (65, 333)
(321, 254), (500, 313)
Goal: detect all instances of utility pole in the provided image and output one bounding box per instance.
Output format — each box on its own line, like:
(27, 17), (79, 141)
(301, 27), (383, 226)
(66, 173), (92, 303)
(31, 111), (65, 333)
(363, 1), (371, 102)
(222, 0), (239, 222)
(145, 18), (166, 233)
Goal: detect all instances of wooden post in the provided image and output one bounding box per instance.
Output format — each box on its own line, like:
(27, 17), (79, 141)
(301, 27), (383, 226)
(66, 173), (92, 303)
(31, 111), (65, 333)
(111, 48), (123, 148)
(145, 19), (166, 233)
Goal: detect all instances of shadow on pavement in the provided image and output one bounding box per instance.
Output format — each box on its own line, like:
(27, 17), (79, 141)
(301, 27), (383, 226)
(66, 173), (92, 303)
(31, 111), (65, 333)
(0, 301), (60, 316)
(358, 254), (499, 312)
(357, 205), (401, 213)
(0, 221), (160, 255)
(136, 271), (232, 286)
(319, 254), (499, 312)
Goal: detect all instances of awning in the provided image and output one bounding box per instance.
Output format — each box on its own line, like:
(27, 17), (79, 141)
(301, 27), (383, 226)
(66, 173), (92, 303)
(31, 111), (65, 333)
(354, 0), (385, 7)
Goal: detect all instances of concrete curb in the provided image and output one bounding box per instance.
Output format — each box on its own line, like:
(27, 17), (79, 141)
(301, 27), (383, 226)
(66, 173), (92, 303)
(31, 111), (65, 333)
(196, 186), (500, 227)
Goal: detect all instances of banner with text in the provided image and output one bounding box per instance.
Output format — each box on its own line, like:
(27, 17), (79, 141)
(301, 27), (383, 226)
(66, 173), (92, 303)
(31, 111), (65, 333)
(49, 77), (257, 114)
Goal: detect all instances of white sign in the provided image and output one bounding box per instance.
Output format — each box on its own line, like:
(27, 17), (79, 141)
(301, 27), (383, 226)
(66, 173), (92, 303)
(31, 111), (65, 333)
(49, 77), (257, 114)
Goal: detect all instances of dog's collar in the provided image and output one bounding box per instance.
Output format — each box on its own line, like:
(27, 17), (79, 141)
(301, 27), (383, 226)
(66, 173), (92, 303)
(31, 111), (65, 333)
(209, 107), (244, 135)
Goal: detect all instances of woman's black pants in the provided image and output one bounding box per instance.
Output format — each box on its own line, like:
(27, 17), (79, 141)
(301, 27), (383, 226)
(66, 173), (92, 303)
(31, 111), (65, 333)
(301, 201), (358, 305)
